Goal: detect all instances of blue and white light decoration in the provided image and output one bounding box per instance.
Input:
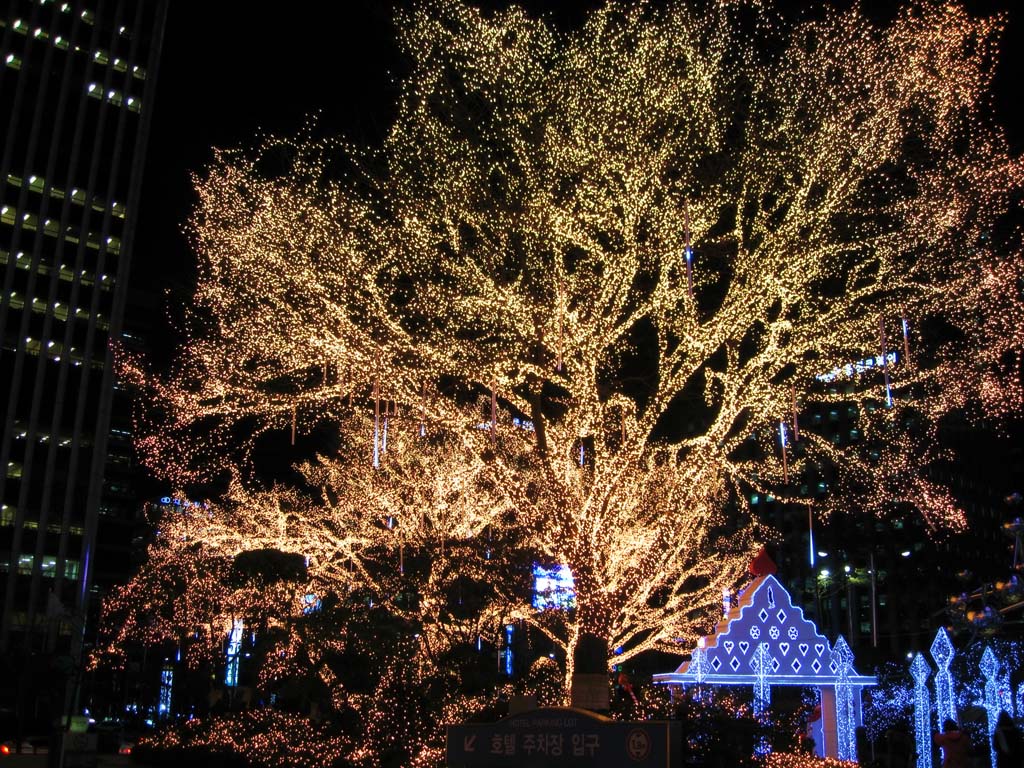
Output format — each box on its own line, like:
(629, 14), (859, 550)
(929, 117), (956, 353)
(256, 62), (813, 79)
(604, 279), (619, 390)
(778, 421), (789, 483)
(653, 574), (877, 760)
(910, 652), (933, 768)
(864, 662), (915, 742)
(158, 663), (174, 719)
(683, 200), (695, 300)
(816, 351), (898, 383)
(158, 496), (209, 510)
(981, 646), (1001, 768)
(751, 642), (774, 757)
(998, 665), (1013, 717)
(879, 317), (894, 408)
(808, 508), (815, 567)
(751, 642), (774, 718)
(832, 636), (857, 762)
(532, 564), (576, 610)
(684, 244), (695, 300)
(372, 405), (380, 469)
(929, 628), (957, 726)
(302, 593), (322, 614)
(225, 618), (244, 687)
(503, 624), (515, 676)
(692, 638), (708, 688)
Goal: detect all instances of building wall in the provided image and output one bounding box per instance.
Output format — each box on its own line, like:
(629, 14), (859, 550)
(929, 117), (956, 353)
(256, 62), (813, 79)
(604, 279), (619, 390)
(0, 0), (167, 656)
(753, 384), (1020, 662)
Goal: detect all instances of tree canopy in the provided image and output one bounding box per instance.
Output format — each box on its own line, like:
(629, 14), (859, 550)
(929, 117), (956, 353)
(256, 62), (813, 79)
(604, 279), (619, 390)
(112, 0), (1023, 761)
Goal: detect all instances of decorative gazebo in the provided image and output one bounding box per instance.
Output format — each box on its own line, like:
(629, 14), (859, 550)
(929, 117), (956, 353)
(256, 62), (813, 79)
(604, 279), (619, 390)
(654, 572), (876, 761)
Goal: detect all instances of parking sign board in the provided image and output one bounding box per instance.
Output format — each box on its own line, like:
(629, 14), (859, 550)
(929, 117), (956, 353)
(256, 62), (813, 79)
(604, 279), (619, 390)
(446, 707), (680, 768)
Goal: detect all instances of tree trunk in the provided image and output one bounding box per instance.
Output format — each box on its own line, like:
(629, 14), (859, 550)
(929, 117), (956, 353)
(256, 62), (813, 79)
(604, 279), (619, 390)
(566, 581), (611, 711)
(569, 632), (610, 711)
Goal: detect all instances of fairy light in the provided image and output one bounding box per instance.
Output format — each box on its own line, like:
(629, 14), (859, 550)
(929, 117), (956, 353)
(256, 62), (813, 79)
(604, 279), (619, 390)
(832, 636), (856, 762)
(930, 628), (957, 728)
(765, 756), (857, 768)
(111, 0), (1024, 761)
(779, 421), (789, 484)
(910, 652), (934, 768)
(808, 508), (815, 568)
(879, 318), (894, 409)
(791, 386), (799, 442)
(981, 646), (1001, 768)
(683, 199), (695, 300)
(901, 317), (912, 367)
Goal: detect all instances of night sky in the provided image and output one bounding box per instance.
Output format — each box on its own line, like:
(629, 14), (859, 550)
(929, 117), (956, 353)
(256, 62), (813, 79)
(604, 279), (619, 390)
(116, 0), (1024, 535)
(128, 0), (1024, 372)
(130, 0), (613, 334)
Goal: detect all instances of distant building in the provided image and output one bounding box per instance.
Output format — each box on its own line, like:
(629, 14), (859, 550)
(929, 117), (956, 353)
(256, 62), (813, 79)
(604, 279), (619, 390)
(0, 0), (167, 678)
(752, 362), (1022, 662)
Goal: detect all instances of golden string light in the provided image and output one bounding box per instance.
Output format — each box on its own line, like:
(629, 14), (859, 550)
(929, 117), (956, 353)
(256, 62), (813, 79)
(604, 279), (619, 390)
(111, 0), (1023, 762)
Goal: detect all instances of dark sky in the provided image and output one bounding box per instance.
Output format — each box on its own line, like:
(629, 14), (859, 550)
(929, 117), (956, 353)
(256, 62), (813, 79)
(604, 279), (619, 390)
(127, 0), (1024, 356)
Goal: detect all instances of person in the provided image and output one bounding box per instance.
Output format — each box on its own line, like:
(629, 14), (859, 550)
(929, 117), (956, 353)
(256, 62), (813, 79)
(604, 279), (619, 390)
(994, 711), (1023, 768)
(933, 719), (969, 768)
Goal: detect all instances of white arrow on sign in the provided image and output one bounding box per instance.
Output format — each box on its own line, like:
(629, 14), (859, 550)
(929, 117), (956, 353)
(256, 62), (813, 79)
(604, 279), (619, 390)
(464, 734), (477, 752)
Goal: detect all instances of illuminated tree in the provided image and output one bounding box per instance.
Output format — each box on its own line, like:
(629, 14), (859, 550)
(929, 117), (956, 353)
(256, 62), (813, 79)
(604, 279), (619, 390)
(126, 0), (1022, 716)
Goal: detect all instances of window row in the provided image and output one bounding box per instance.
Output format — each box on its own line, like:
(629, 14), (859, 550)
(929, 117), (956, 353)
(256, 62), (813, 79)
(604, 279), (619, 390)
(2, 335), (105, 369)
(1, 205), (122, 255)
(7, 289), (111, 330)
(0, 551), (81, 579)
(0, 504), (85, 536)
(4, 14), (146, 80)
(86, 81), (141, 112)
(7, 172), (126, 219)
(0, 248), (114, 291)
(11, 425), (76, 448)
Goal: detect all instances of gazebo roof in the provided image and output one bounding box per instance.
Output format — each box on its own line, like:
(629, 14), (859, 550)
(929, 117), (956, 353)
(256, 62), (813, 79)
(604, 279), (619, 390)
(653, 574), (876, 687)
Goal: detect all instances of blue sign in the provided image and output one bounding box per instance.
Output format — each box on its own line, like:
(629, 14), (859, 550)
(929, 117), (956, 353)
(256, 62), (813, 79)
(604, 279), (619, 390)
(446, 707), (680, 767)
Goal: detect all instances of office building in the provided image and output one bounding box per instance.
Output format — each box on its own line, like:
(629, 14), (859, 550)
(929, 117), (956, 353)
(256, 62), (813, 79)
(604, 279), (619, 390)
(0, 0), (167, 672)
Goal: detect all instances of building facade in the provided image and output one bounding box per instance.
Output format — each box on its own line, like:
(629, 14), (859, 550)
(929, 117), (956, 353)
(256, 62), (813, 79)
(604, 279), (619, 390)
(0, 0), (167, 669)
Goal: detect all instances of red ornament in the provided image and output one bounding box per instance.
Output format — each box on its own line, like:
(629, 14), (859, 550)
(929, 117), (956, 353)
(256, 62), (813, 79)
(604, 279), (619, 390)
(748, 547), (777, 577)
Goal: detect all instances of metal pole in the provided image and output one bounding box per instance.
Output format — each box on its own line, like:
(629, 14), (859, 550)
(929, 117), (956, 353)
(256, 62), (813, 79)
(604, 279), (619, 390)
(870, 552), (878, 649)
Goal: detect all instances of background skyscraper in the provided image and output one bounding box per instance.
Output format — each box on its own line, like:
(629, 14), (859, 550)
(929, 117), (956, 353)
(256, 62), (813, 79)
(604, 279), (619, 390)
(0, 0), (167, 681)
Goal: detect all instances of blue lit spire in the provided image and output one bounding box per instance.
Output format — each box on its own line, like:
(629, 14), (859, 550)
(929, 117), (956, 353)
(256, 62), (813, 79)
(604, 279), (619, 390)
(910, 652), (933, 768)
